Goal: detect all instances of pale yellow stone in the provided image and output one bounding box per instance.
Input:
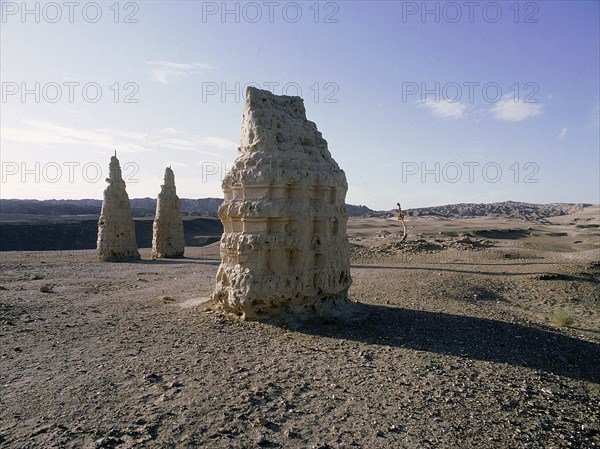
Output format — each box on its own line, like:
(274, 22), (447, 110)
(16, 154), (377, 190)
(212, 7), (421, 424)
(210, 87), (352, 321)
(97, 154), (140, 262)
(152, 167), (185, 259)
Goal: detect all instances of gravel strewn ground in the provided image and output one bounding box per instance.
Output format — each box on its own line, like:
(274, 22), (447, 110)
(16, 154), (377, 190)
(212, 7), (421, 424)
(1, 215), (599, 448)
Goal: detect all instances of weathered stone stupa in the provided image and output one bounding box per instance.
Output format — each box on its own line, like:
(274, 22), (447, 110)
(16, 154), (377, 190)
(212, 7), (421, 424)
(210, 87), (352, 320)
(96, 153), (140, 262)
(151, 167), (185, 259)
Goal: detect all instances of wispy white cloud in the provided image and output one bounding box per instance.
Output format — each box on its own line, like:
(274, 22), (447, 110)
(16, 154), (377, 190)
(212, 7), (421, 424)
(1, 120), (236, 158)
(420, 99), (467, 120)
(1, 120), (147, 153)
(489, 94), (543, 122)
(558, 127), (568, 139)
(146, 60), (216, 85)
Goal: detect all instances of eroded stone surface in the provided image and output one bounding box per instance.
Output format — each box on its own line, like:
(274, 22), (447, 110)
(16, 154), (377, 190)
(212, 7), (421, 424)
(210, 87), (352, 321)
(97, 154), (140, 262)
(152, 167), (185, 259)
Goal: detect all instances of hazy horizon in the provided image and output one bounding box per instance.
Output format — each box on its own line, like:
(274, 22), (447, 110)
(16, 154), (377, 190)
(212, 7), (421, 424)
(1, 196), (596, 213)
(2, 1), (599, 209)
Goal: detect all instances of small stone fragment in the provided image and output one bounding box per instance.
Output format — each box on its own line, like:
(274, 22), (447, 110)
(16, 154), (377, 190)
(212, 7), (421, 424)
(255, 433), (268, 445)
(145, 373), (163, 383)
(253, 417), (269, 427)
(162, 380), (183, 389)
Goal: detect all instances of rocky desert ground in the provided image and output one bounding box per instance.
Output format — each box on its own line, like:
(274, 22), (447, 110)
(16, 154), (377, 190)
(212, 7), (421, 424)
(1, 206), (599, 448)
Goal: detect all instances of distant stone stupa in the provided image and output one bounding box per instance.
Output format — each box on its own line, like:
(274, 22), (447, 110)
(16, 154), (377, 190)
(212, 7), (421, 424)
(151, 167), (185, 259)
(210, 87), (352, 321)
(96, 152), (140, 262)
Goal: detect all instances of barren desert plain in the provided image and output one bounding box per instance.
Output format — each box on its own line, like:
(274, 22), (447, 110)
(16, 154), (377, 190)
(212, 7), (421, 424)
(1, 205), (599, 448)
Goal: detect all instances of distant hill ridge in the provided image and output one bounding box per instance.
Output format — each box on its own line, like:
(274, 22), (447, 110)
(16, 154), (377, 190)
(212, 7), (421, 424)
(0, 198), (224, 218)
(403, 201), (592, 221)
(0, 198), (593, 221)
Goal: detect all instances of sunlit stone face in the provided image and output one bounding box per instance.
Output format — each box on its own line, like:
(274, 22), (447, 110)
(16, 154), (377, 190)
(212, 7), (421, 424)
(210, 87), (352, 321)
(152, 167), (185, 259)
(97, 154), (140, 262)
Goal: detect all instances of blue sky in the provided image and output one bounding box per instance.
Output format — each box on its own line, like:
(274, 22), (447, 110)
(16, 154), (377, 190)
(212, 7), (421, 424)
(1, 0), (598, 209)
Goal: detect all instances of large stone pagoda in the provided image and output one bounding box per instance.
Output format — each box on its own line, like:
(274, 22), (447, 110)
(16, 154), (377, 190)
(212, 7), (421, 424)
(210, 87), (352, 320)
